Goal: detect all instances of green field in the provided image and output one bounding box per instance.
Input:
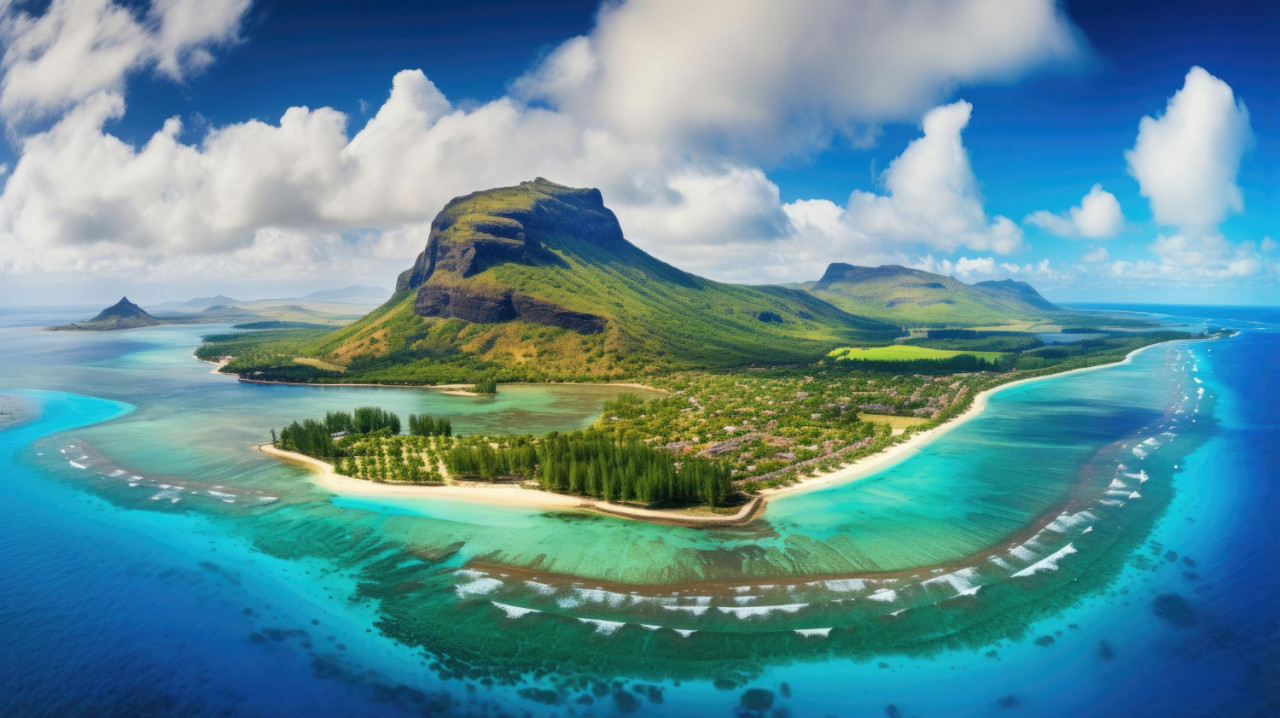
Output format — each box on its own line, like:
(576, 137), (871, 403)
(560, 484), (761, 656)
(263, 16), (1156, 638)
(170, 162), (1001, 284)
(828, 345), (1005, 362)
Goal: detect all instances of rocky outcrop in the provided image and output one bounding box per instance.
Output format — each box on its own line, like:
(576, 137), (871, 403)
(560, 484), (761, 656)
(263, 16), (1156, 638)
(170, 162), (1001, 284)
(394, 179), (620, 334)
(397, 178), (624, 293)
(415, 285), (605, 334)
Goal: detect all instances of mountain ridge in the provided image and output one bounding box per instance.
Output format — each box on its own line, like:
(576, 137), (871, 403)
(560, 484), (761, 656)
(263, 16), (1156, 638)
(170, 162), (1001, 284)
(802, 262), (1059, 327)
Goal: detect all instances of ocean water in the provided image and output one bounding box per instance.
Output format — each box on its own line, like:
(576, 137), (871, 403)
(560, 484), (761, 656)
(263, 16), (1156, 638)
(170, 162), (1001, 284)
(0, 306), (1274, 716)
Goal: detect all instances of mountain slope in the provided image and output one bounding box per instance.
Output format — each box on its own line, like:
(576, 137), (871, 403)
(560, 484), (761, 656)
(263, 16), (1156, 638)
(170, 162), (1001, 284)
(801, 263), (1060, 327)
(973, 279), (1060, 312)
(264, 179), (901, 381)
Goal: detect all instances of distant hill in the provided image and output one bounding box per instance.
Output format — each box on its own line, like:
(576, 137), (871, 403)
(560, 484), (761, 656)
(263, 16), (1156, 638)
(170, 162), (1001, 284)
(176, 294), (241, 310)
(301, 286), (390, 304)
(799, 263), (1060, 327)
(49, 297), (162, 331)
(973, 279), (1060, 312)
(234, 178), (901, 381)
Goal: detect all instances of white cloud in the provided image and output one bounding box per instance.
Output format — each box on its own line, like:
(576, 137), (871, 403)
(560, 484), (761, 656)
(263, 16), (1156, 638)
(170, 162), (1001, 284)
(817, 100), (1025, 255)
(1106, 234), (1273, 282)
(1125, 66), (1254, 235)
(1081, 246), (1109, 263)
(0, 67), (1031, 285)
(0, 0), (250, 122)
(1026, 183), (1123, 239)
(913, 254), (1072, 286)
(517, 0), (1083, 160)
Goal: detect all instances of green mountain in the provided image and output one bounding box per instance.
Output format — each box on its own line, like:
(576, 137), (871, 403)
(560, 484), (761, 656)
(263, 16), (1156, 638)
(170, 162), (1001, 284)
(244, 179), (901, 381)
(49, 297), (162, 331)
(799, 263), (1060, 327)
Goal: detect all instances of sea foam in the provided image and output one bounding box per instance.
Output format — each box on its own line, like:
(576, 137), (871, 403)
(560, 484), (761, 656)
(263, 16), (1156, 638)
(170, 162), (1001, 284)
(1012, 543), (1077, 578)
(492, 601), (539, 619)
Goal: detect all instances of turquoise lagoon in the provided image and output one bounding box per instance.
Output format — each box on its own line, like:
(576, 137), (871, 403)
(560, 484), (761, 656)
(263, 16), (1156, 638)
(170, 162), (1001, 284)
(0, 307), (1274, 716)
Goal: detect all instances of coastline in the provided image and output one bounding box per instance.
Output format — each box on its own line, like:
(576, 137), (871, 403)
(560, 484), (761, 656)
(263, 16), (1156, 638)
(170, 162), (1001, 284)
(232, 374), (668, 397)
(255, 338), (1191, 526)
(759, 340), (1175, 503)
(257, 442), (760, 526)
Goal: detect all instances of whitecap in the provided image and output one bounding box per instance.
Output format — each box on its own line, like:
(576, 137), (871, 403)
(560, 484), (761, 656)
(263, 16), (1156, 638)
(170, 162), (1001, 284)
(208, 490), (236, 499)
(492, 601), (539, 619)
(638, 624), (661, 631)
(1128, 491), (1142, 499)
(794, 627), (832, 637)
(988, 556), (1012, 570)
(1009, 545), (1037, 562)
(717, 603), (808, 618)
(673, 629), (696, 638)
(662, 605), (709, 616)
(1097, 499), (1125, 507)
(1012, 543), (1077, 578)
(822, 578), (867, 592)
(578, 618), (624, 635)
(68, 461), (86, 469)
(867, 588), (897, 602)
(732, 596), (759, 605)
(524, 580), (557, 596)
(920, 568), (979, 596)
(454, 568), (489, 580)
(574, 588), (631, 606)
(1082, 526), (1093, 534)
(454, 577), (503, 597)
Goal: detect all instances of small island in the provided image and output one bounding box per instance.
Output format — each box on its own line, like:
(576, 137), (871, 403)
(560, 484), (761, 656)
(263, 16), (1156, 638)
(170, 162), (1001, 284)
(48, 297), (162, 331)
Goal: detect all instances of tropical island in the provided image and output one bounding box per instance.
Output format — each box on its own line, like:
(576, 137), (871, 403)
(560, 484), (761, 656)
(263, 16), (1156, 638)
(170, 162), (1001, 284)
(200, 178), (1203, 522)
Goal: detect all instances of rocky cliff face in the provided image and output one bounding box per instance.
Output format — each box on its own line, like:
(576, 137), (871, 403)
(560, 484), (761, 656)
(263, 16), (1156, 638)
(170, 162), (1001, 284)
(396, 178), (613, 334)
(415, 285), (606, 334)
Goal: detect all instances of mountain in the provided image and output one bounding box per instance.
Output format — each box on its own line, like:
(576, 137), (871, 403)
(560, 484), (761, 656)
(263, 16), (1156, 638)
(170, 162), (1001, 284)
(49, 297), (162, 331)
(175, 294), (241, 310)
(973, 279), (1060, 312)
(302, 286), (390, 304)
(261, 178), (900, 381)
(800, 263), (1060, 327)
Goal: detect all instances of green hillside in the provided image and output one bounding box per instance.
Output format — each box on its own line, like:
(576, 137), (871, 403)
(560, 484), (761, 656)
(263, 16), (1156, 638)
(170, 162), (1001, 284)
(221, 179), (900, 382)
(799, 263), (1061, 328)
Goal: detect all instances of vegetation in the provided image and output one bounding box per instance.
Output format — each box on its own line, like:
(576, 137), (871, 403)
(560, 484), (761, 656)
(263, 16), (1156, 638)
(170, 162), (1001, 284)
(471, 378), (498, 395)
(200, 179), (902, 384)
(828, 345), (1005, 362)
(408, 413), (453, 437)
(799, 264), (1059, 327)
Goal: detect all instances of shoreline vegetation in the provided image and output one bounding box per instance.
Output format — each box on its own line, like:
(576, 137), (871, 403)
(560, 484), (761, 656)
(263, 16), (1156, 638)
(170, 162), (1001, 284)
(256, 335), (1210, 526)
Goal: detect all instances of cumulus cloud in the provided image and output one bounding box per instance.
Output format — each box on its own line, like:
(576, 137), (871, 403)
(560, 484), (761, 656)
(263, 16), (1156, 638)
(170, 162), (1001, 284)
(1106, 234), (1274, 282)
(0, 0), (250, 122)
(786, 101), (1025, 260)
(1125, 67), (1254, 235)
(0, 66), (1030, 284)
(1026, 183), (1124, 239)
(517, 0), (1084, 160)
(1081, 246), (1109, 263)
(916, 254), (1072, 285)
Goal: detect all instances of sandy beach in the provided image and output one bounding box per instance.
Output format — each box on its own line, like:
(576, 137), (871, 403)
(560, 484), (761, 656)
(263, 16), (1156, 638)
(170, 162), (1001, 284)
(760, 341), (1172, 502)
(259, 442), (760, 525)
(258, 339), (1183, 526)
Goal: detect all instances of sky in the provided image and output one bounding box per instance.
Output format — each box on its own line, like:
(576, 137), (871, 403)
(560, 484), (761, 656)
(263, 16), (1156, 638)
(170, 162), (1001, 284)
(0, 0), (1274, 306)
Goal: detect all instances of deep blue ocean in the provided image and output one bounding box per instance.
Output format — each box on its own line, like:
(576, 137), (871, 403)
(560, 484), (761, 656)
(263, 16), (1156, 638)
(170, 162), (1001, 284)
(0, 305), (1275, 716)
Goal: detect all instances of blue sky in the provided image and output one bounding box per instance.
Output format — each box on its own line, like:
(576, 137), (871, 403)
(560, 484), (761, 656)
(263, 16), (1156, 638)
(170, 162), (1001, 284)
(0, 0), (1273, 305)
